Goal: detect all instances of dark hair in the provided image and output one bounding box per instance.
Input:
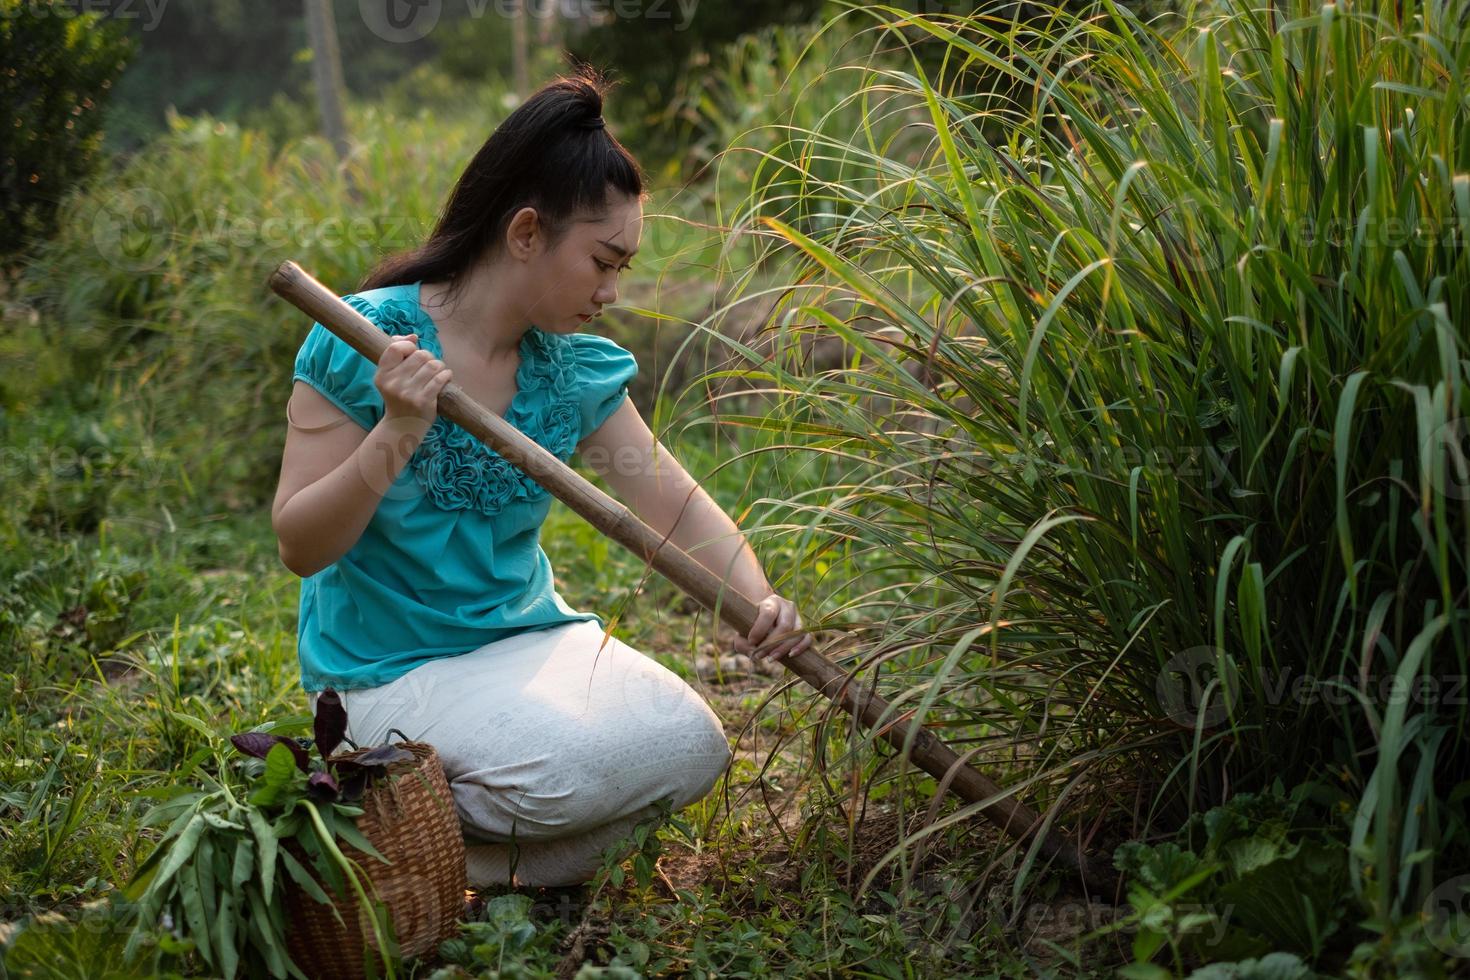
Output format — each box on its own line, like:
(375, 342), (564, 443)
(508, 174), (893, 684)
(358, 65), (643, 297)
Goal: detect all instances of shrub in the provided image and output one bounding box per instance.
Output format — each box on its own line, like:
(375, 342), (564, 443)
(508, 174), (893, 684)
(15, 101), (501, 504)
(710, 0), (1469, 937)
(0, 0), (132, 261)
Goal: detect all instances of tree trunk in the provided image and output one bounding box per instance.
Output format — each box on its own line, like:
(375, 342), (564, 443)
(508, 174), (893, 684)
(536, 0), (559, 48)
(511, 0), (529, 98)
(303, 0), (350, 163)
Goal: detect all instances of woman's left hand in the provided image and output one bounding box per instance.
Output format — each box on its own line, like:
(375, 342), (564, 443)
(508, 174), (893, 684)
(734, 593), (813, 662)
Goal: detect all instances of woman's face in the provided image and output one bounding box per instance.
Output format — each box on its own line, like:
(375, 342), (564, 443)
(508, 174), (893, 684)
(520, 191), (643, 334)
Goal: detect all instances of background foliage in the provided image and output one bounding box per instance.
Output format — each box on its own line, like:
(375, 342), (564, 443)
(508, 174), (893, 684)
(2, 0), (1468, 976)
(0, 0), (132, 259)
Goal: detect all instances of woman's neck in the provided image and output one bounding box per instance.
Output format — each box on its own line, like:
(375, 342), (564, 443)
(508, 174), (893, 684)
(419, 262), (528, 361)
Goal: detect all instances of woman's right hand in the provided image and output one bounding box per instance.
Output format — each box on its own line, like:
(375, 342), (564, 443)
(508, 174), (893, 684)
(376, 334), (453, 423)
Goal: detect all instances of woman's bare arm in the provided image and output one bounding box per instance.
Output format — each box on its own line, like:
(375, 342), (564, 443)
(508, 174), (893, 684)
(273, 333), (453, 577)
(271, 383), (432, 577)
(575, 398), (774, 603)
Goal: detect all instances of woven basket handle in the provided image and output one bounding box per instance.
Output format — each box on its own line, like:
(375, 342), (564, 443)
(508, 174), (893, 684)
(384, 732), (458, 818)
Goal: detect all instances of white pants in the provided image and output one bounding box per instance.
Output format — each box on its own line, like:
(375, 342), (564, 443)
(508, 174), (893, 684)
(308, 620), (732, 886)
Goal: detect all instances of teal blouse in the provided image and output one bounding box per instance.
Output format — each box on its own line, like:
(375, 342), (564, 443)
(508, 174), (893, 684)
(290, 281), (638, 692)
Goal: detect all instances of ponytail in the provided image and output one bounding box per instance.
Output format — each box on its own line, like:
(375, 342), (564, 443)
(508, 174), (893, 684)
(359, 64), (643, 297)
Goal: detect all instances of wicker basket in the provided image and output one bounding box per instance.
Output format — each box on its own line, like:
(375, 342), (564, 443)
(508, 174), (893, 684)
(282, 739), (466, 980)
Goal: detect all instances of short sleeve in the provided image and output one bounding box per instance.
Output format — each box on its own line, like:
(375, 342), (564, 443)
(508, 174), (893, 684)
(291, 296), (385, 432)
(570, 333), (638, 439)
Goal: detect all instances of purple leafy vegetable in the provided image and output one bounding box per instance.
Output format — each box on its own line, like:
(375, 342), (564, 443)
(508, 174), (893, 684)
(331, 744), (414, 797)
(306, 771), (340, 802)
(337, 767), (370, 803)
(313, 688), (349, 761)
(230, 732), (310, 773)
(349, 744), (414, 768)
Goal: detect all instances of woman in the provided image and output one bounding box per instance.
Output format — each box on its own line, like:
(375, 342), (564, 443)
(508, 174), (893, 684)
(270, 68), (812, 888)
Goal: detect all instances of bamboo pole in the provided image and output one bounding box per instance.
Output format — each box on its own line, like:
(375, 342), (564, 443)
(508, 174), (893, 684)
(269, 260), (1114, 892)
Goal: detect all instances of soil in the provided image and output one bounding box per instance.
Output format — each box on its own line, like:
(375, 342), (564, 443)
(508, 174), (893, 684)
(446, 640), (1127, 978)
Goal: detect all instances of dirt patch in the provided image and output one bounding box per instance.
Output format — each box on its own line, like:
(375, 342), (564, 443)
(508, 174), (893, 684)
(652, 847), (722, 896)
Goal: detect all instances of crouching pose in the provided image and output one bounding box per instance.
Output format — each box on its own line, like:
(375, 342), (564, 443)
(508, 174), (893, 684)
(272, 68), (811, 886)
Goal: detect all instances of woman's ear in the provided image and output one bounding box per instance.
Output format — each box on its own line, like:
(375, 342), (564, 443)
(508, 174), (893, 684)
(505, 206), (542, 261)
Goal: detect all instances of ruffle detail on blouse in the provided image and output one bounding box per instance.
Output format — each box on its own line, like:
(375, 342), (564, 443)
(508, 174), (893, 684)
(343, 293), (582, 517)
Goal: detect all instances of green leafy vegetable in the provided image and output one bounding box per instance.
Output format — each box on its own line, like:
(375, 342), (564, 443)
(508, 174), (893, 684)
(123, 688), (414, 978)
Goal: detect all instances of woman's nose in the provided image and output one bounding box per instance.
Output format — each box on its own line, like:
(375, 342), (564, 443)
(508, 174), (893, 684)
(593, 281), (617, 305)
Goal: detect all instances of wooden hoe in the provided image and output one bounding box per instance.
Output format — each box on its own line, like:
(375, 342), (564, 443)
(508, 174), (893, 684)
(270, 260), (1115, 894)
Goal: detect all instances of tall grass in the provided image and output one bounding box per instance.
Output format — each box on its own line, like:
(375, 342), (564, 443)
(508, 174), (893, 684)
(702, 0), (1468, 933)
